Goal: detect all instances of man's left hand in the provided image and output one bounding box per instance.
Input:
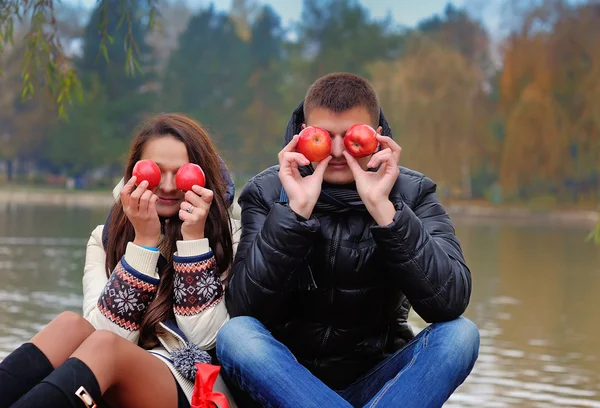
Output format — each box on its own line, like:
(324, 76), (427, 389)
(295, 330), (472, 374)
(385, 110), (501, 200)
(343, 135), (402, 226)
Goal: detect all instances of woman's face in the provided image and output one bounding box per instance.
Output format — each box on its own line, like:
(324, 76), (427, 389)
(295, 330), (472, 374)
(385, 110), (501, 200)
(139, 135), (189, 218)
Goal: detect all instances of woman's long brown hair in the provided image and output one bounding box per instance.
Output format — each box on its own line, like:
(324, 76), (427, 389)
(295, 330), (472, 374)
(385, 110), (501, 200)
(105, 113), (233, 349)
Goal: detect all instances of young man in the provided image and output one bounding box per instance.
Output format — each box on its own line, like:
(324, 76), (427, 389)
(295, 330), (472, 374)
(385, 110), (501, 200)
(217, 72), (479, 407)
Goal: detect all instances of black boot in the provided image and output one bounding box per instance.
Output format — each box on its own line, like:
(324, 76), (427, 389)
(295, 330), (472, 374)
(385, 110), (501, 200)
(11, 357), (105, 408)
(0, 342), (54, 408)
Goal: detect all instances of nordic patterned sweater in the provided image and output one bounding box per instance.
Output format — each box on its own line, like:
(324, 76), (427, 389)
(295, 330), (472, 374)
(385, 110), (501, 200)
(82, 220), (241, 405)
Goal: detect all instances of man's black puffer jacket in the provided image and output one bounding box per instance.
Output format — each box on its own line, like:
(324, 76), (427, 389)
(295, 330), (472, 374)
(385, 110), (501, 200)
(225, 102), (472, 390)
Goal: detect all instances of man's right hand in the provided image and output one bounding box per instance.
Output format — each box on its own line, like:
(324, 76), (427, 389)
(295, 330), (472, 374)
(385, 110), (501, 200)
(278, 134), (331, 219)
(120, 176), (161, 248)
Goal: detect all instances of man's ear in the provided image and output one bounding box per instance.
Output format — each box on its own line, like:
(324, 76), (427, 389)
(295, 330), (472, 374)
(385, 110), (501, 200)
(301, 123), (307, 130)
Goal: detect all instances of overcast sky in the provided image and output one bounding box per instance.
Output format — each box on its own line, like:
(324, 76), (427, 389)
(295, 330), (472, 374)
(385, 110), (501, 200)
(68, 0), (503, 34)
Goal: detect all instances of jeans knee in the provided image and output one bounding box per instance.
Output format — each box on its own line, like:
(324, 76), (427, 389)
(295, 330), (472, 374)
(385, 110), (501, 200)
(216, 316), (266, 365)
(435, 317), (480, 368)
(448, 316), (480, 366)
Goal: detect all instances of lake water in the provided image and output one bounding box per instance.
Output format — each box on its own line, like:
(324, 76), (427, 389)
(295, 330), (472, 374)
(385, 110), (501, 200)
(1, 203), (599, 407)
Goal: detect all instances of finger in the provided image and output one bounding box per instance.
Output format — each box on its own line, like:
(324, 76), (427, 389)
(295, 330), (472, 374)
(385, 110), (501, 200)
(278, 135), (300, 158)
(342, 151), (363, 175)
(376, 135), (402, 162)
(378, 153), (399, 176)
(148, 194), (159, 216)
(179, 202), (207, 221)
(191, 186), (214, 204)
(281, 152), (310, 167)
(179, 202), (195, 223)
(180, 200), (194, 212)
(129, 180), (148, 211)
(138, 189), (153, 214)
(289, 161), (304, 183)
(312, 155), (332, 179)
(120, 176), (137, 207)
(367, 149), (393, 168)
(179, 209), (194, 223)
(185, 190), (212, 209)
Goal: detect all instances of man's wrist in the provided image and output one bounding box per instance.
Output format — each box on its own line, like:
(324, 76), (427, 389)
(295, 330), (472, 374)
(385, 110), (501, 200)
(289, 199), (315, 220)
(368, 199), (396, 226)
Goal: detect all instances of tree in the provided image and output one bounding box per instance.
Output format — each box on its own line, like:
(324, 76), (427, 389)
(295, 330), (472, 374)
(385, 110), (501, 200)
(416, 4), (497, 198)
(0, 26), (55, 181)
(160, 5), (253, 162)
(145, 0), (193, 75)
(297, 0), (403, 79)
(41, 0), (155, 177)
(499, 0), (600, 199)
(0, 0), (160, 117)
(80, 0), (152, 99)
(370, 36), (486, 196)
(240, 5), (288, 173)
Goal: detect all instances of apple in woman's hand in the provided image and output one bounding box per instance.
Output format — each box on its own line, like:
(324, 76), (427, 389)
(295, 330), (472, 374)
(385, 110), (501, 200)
(297, 126), (332, 162)
(132, 160), (162, 190)
(176, 163), (206, 191)
(343, 124), (378, 158)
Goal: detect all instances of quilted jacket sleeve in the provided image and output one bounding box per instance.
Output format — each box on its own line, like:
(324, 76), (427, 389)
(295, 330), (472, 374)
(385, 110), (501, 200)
(225, 179), (320, 324)
(370, 176), (472, 322)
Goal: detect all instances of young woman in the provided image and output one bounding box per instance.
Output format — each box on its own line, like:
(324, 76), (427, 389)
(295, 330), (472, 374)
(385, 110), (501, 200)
(0, 113), (241, 408)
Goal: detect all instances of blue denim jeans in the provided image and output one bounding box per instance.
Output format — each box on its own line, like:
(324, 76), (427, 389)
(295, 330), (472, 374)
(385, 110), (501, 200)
(216, 316), (480, 408)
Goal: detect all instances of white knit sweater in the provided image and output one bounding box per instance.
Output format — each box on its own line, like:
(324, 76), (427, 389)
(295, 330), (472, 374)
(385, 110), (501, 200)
(82, 187), (241, 406)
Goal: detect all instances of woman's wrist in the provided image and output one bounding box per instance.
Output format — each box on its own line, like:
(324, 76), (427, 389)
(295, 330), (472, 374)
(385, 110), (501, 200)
(133, 235), (160, 248)
(181, 231), (205, 241)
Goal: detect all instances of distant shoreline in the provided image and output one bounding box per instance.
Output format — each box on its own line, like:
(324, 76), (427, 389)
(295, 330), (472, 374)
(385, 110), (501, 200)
(0, 188), (597, 228)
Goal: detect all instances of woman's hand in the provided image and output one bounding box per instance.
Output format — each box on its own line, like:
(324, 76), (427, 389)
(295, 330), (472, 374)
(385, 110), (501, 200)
(179, 185), (213, 241)
(120, 176), (161, 247)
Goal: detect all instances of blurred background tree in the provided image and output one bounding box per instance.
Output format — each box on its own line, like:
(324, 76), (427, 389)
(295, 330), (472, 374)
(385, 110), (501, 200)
(0, 0), (598, 240)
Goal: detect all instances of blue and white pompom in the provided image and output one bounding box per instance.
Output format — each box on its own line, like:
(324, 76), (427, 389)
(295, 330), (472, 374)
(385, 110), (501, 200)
(171, 342), (212, 381)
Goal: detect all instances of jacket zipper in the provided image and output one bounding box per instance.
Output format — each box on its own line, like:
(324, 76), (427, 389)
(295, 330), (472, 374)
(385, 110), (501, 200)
(321, 221), (340, 348)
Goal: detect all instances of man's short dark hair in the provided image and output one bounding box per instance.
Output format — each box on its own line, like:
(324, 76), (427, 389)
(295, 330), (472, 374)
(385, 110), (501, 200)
(304, 72), (380, 126)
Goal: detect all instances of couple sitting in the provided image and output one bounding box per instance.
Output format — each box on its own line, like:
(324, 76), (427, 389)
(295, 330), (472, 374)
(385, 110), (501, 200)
(0, 72), (479, 408)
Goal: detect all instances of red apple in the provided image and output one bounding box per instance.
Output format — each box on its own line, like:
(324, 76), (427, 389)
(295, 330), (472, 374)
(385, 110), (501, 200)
(343, 124), (378, 158)
(297, 126), (332, 162)
(132, 160), (161, 190)
(176, 163), (206, 191)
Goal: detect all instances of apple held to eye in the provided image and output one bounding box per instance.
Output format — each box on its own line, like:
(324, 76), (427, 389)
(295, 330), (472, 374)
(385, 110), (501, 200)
(297, 126), (332, 162)
(176, 163), (206, 191)
(132, 160), (162, 190)
(343, 124), (378, 159)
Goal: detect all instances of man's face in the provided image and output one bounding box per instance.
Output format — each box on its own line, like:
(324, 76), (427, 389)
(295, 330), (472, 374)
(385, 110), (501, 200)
(304, 106), (382, 185)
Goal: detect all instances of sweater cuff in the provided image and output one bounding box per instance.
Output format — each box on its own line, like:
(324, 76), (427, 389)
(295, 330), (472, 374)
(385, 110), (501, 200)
(124, 242), (160, 279)
(176, 238), (211, 257)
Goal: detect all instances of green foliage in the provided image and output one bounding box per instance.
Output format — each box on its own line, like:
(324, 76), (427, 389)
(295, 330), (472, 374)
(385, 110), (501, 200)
(586, 220), (600, 244)
(0, 0), (159, 119)
(298, 0), (403, 79)
(0, 0), (598, 244)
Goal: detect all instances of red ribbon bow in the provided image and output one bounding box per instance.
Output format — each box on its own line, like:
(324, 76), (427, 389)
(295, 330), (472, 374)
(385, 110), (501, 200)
(190, 363), (230, 408)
